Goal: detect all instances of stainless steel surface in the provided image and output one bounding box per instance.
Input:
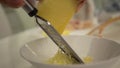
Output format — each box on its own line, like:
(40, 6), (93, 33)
(23, 0), (37, 17)
(23, 0), (84, 64)
(23, 0), (34, 14)
(35, 15), (84, 64)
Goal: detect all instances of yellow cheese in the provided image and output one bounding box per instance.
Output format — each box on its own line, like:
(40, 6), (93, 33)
(47, 50), (93, 65)
(47, 50), (78, 65)
(83, 56), (93, 63)
(37, 0), (77, 34)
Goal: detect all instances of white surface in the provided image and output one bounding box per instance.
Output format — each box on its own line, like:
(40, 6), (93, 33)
(0, 5), (36, 39)
(0, 27), (44, 68)
(21, 35), (120, 68)
(0, 26), (120, 68)
(0, 5), (12, 38)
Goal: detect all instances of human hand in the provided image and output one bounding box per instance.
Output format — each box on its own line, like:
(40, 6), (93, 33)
(0, 0), (24, 8)
(0, 0), (85, 8)
(0, 0), (44, 8)
(77, 0), (86, 11)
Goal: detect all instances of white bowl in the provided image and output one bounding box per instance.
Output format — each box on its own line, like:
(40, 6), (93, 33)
(20, 35), (120, 68)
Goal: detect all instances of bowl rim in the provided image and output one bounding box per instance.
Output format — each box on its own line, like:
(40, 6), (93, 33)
(20, 35), (120, 67)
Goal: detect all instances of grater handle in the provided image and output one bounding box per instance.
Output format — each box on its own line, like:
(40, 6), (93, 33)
(23, 0), (38, 17)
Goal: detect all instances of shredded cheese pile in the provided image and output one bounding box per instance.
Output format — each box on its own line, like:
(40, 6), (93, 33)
(47, 50), (92, 65)
(47, 50), (79, 65)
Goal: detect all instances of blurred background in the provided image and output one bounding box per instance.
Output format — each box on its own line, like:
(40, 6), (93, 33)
(0, 0), (120, 39)
(65, 0), (120, 35)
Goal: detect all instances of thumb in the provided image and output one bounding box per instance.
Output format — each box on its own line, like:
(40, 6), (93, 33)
(1, 0), (24, 8)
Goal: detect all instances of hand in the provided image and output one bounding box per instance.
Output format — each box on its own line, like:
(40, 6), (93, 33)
(0, 0), (86, 8)
(0, 0), (24, 8)
(0, 0), (44, 8)
(77, 0), (86, 11)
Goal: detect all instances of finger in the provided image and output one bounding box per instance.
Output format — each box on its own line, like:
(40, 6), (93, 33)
(76, 0), (86, 12)
(0, 0), (24, 8)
